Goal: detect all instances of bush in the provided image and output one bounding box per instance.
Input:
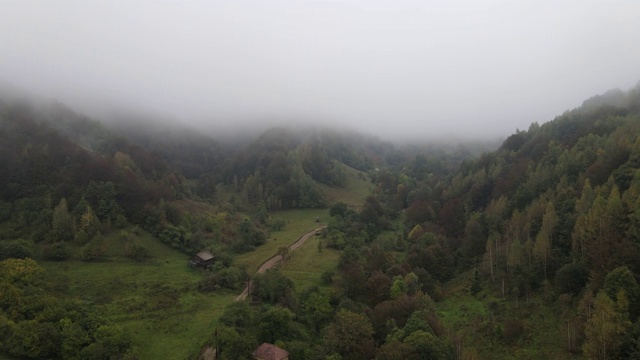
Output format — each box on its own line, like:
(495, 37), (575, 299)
(321, 270), (334, 285)
(197, 275), (220, 293)
(43, 242), (71, 261)
(126, 242), (150, 262)
(0, 239), (34, 260)
(80, 235), (107, 261)
(269, 219), (286, 231)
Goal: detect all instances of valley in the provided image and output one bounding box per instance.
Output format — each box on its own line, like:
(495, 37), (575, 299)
(1, 83), (640, 359)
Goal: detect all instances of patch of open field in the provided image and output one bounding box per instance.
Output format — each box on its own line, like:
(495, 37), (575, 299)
(41, 228), (233, 359)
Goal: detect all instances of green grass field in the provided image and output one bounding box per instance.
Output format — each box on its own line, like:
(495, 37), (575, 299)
(41, 228), (234, 359)
(234, 208), (329, 272)
(280, 232), (340, 292)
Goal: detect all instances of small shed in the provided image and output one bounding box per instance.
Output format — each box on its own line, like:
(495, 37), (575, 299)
(189, 250), (215, 268)
(252, 343), (289, 360)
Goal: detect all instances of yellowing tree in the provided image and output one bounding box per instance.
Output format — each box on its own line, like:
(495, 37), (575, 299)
(583, 291), (631, 360)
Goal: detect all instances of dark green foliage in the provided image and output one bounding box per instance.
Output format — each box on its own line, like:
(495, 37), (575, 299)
(233, 218), (267, 253)
(0, 239), (34, 260)
(252, 269), (295, 304)
(0, 258), (133, 358)
(554, 263), (588, 295)
(213, 326), (257, 360)
(80, 235), (108, 261)
(0, 200), (11, 221)
(323, 309), (376, 360)
(219, 301), (255, 330)
(43, 241), (70, 261)
(198, 266), (247, 293)
(602, 266), (640, 321)
(126, 241), (150, 262)
(470, 269), (482, 295)
(257, 306), (294, 343)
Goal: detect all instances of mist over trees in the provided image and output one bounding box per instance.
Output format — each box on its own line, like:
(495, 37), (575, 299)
(1, 82), (640, 358)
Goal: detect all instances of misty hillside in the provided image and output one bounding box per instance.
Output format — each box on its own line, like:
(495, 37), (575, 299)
(2, 83), (640, 359)
(387, 82), (640, 358)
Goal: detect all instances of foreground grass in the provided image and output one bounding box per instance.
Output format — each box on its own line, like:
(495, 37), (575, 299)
(42, 228), (233, 359)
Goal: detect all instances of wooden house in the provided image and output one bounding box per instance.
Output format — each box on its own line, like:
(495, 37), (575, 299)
(189, 250), (215, 268)
(252, 343), (289, 360)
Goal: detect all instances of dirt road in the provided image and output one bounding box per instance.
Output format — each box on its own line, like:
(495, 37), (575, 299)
(235, 226), (324, 301)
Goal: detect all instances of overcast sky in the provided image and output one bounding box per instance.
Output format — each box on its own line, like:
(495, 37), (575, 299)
(1, 0), (639, 140)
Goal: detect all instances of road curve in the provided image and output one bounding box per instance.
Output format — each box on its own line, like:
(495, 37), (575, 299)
(235, 226), (325, 301)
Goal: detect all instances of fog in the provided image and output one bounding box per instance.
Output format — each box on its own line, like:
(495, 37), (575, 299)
(1, 0), (640, 141)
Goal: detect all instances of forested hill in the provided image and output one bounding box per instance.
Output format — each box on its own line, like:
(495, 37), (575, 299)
(0, 96), (400, 256)
(387, 83), (640, 358)
(419, 83), (640, 272)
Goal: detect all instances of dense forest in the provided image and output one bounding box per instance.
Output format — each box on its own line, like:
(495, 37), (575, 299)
(1, 82), (640, 359)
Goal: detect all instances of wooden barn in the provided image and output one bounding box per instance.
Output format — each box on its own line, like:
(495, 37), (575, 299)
(189, 250), (215, 268)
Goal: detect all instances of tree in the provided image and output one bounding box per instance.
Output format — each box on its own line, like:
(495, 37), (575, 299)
(555, 263), (588, 295)
(257, 306), (294, 343)
(277, 246), (290, 263)
(78, 205), (101, 241)
(533, 202), (557, 280)
(390, 276), (407, 299)
(43, 241), (70, 261)
(404, 329), (454, 360)
(470, 269), (482, 295)
(252, 269), (294, 304)
(51, 198), (73, 242)
(583, 291), (631, 360)
(602, 266), (640, 321)
(215, 326), (257, 360)
(323, 309), (375, 360)
(301, 291), (333, 332)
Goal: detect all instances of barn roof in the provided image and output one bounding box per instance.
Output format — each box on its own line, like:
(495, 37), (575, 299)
(252, 343), (288, 360)
(195, 250), (214, 261)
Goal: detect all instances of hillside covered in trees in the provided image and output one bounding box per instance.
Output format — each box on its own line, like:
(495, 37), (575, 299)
(1, 82), (640, 359)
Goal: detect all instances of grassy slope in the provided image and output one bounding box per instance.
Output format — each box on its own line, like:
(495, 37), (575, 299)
(42, 228), (233, 359)
(318, 162), (373, 208)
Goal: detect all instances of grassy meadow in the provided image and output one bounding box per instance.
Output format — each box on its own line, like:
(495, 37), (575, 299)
(234, 208), (329, 272)
(280, 232), (340, 292)
(41, 228), (234, 359)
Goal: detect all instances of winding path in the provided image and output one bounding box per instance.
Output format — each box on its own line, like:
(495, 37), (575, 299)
(235, 226), (325, 301)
